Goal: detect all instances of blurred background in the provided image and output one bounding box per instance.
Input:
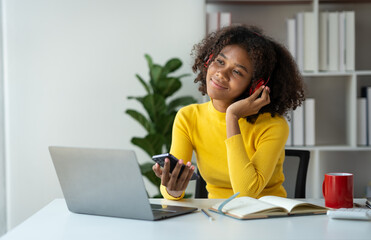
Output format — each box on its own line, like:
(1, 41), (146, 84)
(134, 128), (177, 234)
(1, 0), (371, 235)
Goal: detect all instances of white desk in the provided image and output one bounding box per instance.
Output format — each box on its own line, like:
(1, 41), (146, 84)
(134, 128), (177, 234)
(1, 198), (370, 240)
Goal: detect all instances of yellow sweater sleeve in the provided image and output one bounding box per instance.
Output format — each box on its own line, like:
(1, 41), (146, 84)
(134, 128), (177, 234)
(225, 118), (288, 198)
(160, 184), (185, 200)
(159, 106), (195, 200)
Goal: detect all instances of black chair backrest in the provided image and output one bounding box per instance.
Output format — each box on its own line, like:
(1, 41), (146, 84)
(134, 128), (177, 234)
(195, 169), (207, 198)
(283, 149), (310, 198)
(194, 149), (310, 198)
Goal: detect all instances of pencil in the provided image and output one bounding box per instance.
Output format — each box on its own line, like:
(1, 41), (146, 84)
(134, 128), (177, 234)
(201, 208), (214, 221)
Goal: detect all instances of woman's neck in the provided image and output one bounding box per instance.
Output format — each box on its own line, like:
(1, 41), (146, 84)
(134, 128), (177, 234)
(211, 99), (231, 113)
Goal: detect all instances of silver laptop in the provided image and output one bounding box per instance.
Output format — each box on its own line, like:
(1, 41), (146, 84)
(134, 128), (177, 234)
(49, 146), (197, 220)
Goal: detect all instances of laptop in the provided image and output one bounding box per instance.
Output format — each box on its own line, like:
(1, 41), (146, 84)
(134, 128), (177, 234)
(49, 146), (198, 220)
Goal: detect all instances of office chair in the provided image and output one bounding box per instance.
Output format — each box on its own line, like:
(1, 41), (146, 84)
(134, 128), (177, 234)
(195, 169), (208, 199)
(194, 149), (310, 198)
(283, 149), (310, 198)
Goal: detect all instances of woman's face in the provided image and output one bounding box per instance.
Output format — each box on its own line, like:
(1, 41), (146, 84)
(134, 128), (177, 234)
(206, 44), (253, 105)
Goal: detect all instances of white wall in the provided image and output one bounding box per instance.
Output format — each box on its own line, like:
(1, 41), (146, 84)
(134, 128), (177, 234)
(0, 0), (6, 235)
(2, 0), (205, 230)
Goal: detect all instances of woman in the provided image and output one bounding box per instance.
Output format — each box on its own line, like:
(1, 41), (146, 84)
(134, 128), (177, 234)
(153, 25), (305, 200)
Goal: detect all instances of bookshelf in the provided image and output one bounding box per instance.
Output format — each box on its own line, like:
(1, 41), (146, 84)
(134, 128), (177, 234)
(205, 0), (371, 198)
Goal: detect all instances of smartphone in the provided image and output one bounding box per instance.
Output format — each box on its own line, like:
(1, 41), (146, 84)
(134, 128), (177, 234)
(152, 153), (199, 180)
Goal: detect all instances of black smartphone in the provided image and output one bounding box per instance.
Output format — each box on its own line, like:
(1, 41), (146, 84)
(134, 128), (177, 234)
(152, 153), (199, 180)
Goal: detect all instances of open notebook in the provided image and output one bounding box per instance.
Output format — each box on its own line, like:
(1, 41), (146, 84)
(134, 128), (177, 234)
(209, 192), (327, 220)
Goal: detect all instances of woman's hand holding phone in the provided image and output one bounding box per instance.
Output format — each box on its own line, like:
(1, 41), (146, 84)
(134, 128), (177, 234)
(152, 157), (195, 198)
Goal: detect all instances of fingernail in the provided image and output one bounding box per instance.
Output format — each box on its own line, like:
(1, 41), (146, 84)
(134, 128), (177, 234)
(179, 159), (183, 164)
(165, 158), (169, 163)
(186, 162), (191, 166)
(191, 166), (195, 170)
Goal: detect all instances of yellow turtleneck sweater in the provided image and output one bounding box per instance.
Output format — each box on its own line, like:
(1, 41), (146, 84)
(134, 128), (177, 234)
(160, 101), (288, 200)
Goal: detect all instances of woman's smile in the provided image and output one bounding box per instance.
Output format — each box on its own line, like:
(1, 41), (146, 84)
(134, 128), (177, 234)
(210, 78), (228, 90)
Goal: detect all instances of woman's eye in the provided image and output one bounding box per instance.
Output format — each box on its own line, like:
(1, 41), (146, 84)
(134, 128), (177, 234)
(216, 59), (224, 65)
(233, 70), (242, 76)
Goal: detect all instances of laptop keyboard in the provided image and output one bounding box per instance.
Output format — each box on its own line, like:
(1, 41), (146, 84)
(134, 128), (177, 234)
(151, 204), (177, 214)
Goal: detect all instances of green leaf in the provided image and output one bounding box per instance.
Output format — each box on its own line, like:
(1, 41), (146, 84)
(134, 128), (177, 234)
(175, 73), (191, 79)
(154, 78), (182, 98)
(140, 162), (161, 188)
(135, 74), (151, 94)
(127, 96), (144, 103)
(184, 193), (193, 199)
(125, 109), (154, 133)
(163, 58), (182, 76)
(150, 64), (163, 84)
(127, 94), (167, 123)
(155, 113), (176, 136)
(131, 134), (166, 157)
(144, 54), (153, 69)
(167, 96), (197, 112)
(142, 94), (167, 122)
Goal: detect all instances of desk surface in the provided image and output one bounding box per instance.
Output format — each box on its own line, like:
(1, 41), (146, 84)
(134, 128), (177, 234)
(1, 198), (370, 240)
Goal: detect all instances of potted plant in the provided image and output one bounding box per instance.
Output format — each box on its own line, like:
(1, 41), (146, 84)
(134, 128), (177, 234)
(126, 54), (197, 197)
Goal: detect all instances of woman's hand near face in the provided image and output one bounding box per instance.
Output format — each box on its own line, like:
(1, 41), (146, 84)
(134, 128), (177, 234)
(227, 86), (270, 119)
(226, 86), (270, 138)
(152, 158), (195, 198)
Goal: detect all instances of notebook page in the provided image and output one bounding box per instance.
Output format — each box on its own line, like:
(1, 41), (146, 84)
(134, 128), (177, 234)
(259, 196), (305, 212)
(213, 197), (285, 216)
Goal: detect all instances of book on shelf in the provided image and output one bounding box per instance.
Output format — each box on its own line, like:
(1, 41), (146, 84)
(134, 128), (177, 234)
(207, 12), (220, 35)
(206, 12), (231, 35)
(318, 10), (355, 72)
(286, 18), (296, 60)
(319, 11), (329, 71)
(209, 194), (327, 220)
(338, 12), (346, 72)
(357, 98), (367, 146)
(286, 98), (316, 147)
(285, 111), (293, 146)
(345, 11), (355, 71)
(295, 12), (304, 72)
(289, 10), (355, 73)
(328, 11), (339, 71)
(304, 98), (315, 146)
(220, 12), (231, 29)
(292, 105), (304, 146)
(303, 12), (316, 72)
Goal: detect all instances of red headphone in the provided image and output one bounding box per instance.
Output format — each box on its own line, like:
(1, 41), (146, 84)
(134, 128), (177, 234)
(203, 54), (214, 68)
(249, 76), (270, 95)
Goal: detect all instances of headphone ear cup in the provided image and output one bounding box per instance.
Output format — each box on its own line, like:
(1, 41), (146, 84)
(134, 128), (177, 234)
(249, 79), (265, 95)
(203, 54), (214, 68)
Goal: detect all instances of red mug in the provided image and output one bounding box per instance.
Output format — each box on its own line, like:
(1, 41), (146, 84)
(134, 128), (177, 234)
(322, 173), (353, 208)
